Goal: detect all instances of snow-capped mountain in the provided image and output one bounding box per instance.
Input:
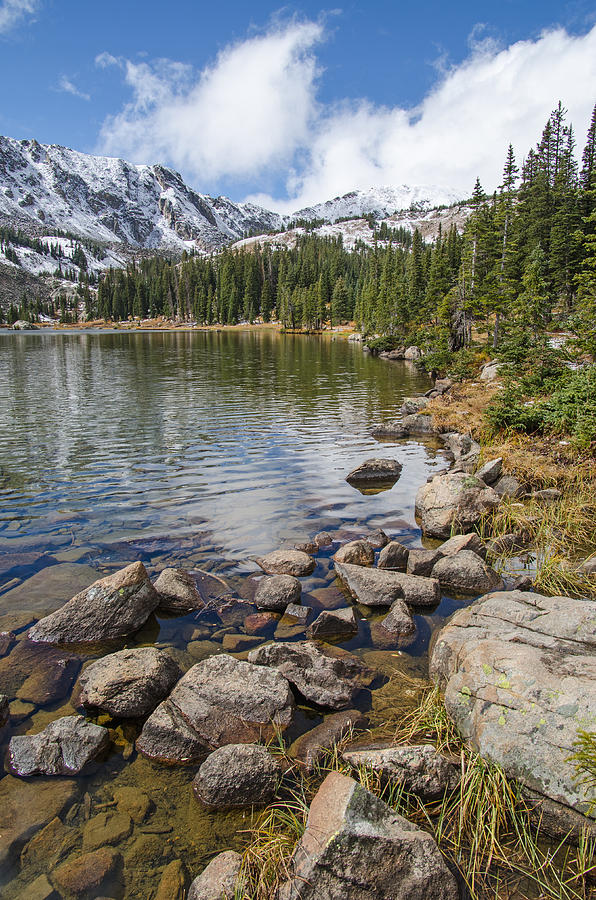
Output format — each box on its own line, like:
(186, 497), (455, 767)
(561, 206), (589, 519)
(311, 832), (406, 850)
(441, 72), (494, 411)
(291, 185), (463, 223)
(0, 136), (283, 252)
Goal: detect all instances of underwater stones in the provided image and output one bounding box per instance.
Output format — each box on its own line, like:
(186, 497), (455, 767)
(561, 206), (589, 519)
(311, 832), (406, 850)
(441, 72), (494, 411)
(78, 647), (181, 717)
(8, 715), (110, 777)
(192, 743), (280, 808)
(254, 574), (302, 611)
(52, 847), (123, 898)
(137, 654), (295, 763)
(82, 811), (133, 852)
(0, 775), (78, 870)
(28, 562), (159, 644)
(248, 641), (376, 710)
(256, 549), (315, 577)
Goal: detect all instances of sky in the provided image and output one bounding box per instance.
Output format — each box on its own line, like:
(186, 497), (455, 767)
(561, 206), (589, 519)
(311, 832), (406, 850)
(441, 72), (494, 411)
(1, 0), (596, 212)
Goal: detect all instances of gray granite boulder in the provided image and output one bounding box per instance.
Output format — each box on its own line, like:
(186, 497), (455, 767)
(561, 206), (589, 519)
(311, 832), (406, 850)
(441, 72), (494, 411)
(415, 473), (501, 539)
(406, 548), (442, 576)
(437, 532), (486, 559)
(255, 575), (302, 611)
(77, 647), (182, 717)
(475, 457), (503, 485)
(154, 567), (204, 614)
(431, 550), (504, 595)
(256, 550), (315, 577)
(192, 743), (280, 808)
(248, 641), (376, 710)
(188, 851), (243, 900)
(377, 541), (409, 571)
(335, 561), (440, 607)
(9, 716), (110, 776)
(342, 744), (460, 801)
(333, 540), (375, 567)
(137, 654), (295, 763)
(28, 562), (159, 644)
(431, 590), (596, 818)
(307, 607), (358, 639)
(494, 474), (525, 499)
(276, 772), (458, 900)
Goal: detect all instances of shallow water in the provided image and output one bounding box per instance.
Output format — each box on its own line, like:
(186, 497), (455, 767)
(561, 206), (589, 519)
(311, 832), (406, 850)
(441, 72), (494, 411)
(0, 330), (467, 897)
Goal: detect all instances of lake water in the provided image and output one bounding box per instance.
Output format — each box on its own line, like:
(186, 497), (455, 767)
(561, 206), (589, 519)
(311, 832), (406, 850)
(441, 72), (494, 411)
(0, 329), (461, 897)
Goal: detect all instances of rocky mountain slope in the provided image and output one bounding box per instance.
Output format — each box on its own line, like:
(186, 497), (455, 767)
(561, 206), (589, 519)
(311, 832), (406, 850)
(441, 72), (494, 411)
(291, 185), (463, 223)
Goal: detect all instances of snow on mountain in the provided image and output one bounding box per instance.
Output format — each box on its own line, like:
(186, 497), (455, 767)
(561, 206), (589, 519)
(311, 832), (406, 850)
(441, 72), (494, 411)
(0, 136), (283, 253)
(290, 185), (463, 223)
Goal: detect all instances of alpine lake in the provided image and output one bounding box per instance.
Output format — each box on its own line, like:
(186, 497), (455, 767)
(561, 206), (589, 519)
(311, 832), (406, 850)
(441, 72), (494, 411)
(0, 328), (470, 898)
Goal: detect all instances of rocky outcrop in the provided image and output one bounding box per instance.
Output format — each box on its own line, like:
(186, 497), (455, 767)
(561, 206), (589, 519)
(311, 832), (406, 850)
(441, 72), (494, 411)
(431, 550), (504, 595)
(342, 744), (460, 801)
(154, 567), (204, 614)
(77, 647), (181, 717)
(9, 716), (110, 777)
(248, 641), (376, 710)
(256, 550), (315, 577)
(276, 772), (458, 899)
(192, 743), (280, 808)
(333, 540), (375, 567)
(431, 590), (596, 817)
(346, 459), (402, 485)
(28, 562), (159, 644)
(415, 473), (501, 539)
(335, 561), (440, 607)
(137, 654), (294, 763)
(187, 850), (243, 900)
(254, 575), (302, 611)
(289, 710), (368, 772)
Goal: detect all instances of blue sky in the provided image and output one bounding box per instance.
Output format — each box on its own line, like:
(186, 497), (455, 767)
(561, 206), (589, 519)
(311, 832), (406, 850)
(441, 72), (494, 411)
(1, 0), (596, 210)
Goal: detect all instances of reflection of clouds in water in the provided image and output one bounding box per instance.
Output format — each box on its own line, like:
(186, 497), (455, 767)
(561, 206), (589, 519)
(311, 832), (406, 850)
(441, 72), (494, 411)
(0, 331), (442, 562)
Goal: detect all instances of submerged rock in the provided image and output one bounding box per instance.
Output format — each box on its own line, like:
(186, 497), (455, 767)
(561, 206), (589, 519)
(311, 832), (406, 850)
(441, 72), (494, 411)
(137, 654), (295, 763)
(248, 641), (376, 710)
(276, 772), (458, 900)
(342, 744), (460, 801)
(9, 715), (110, 777)
(346, 458), (403, 485)
(415, 473), (501, 539)
(28, 562), (159, 644)
(52, 847), (123, 898)
(431, 550), (504, 595)
(431, 590), (596, 818)
(192, 743), (280, 808)
(333, 540), (375, 567)
(77, 647), (181, 717)
(289, 709), (368, 772)
(187, 850), (243, 900)
(256, 550), (315, 577)
(335, 561), (440, 607)
(254, 574), (301, 611)
(155, 859), (187, 900)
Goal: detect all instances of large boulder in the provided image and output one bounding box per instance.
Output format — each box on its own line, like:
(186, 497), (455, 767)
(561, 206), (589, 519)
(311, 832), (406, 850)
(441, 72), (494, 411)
(335, 561), (440, 607)
(276, 772), (458, 899)
(192, 743), (280, 808)
(248, 641), (376, 710)
(256, 550), (315, 577)
(346, 459), (402, 485)
(415, 473), (500, 539)
(254, 575), (302, 611)
(137, 654), (295, 763)
(153, 568), (204, 614)
(187, 851), (243, 900)
(28, 562), (159, 644)
(342, 744), (460, 801)
(431, 550), (504, 595)
(77, 647), (181, 717)
(333, 540), (375, 567)
(431, 591), (596, 818)
(9, 716), (110, 777)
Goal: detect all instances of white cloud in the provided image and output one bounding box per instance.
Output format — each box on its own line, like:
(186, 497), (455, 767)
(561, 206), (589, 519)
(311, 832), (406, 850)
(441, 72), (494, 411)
(96, 20), (596, 212)
(0, 0), (39, 34)
(58, 75), (90, 102)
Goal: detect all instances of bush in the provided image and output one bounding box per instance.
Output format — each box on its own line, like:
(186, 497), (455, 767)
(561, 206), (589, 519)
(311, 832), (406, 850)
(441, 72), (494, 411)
(365, 336), (401, 354)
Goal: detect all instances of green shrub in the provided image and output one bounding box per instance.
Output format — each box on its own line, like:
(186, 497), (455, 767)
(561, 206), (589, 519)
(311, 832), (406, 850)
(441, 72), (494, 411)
(365, 336), (401, 354)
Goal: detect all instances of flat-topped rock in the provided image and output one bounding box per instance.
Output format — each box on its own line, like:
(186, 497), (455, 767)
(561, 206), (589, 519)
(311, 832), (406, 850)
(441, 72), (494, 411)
(78, 647), (182, 717)
(342, 744), (460, 800)
(9, 715), (110, 777)
(28, 562), (159, 644)
(276, 772), (458, 900)
(346, 458), (402, 485)
(256, 550), (315, 577)
(137, 654), (295, 763)
(335, 561), (440, 607)
(249, 641), (376, 710)
(431, 550), (504, 595)
(437, 532), (486, 559)
(415, 472), (501, 539)
(431, 590), (596, 818)
(192, 743), (280, 808)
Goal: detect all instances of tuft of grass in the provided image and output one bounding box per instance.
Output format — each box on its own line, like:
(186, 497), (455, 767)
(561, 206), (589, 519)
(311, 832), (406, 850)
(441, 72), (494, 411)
(570, 731), (596, 817)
